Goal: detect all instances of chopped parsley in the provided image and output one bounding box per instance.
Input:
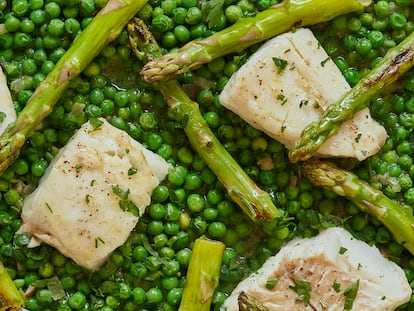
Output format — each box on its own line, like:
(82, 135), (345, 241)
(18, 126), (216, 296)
(200, 0), (225, 28)
(332, 282), (341, 293)
(85, 194), (91, 204)
(272, 57), (288, 73)
(339, 246), (347, 255)
(95, 237), (105, 248)
(0, 112), (6, 123)
(112, 185), (130, 200)
(128, 167), (138, 176)
(75, 163), (83, 171)
(277, 93), (287, 105)
(119, 200), (140, 217)
(45, 202), (53, 213)
(112, 185), (140, 217)
(265, 277), (279, 290)
(300, 99), (309, 108)
(290, 279), (311, 306)
(321, 57), (330, 67)
(89, 117), (103, 130)
(343, 279), (359, 311)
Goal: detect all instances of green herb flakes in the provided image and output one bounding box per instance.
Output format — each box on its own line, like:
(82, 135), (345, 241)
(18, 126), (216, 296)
(265, 277), (279, 290)
(272, 57), (288, 73)
(339, 246), (347, 255)
(95, 237), (105, 248)
(128, 167), (138, 176)
(290, 279), (311, 306)
(343, 279), (359, 311)
(332, 282), (341, 293)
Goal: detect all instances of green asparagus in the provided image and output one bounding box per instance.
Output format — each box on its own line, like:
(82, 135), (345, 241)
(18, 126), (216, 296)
(0, 260), (24, 311)
(178, 236), (225, 311)
(128, 18), (282, 221)
(140, 0), (370, 82)
(0, 0), (148, 176)
(289, 29), (414, 163)
(238, 291), (270, 311)
(301, 159), (414, 256)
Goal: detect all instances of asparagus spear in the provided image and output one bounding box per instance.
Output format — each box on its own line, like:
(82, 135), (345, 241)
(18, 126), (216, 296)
(178, 236), (225, 311)
(289, 29), (414, 163)
(140, 0), (370, 82)
(301, 159), (414, 256)
(128, 18), (282, 221)
(0, 260), (24, 311)
(0, 0), (148, 176)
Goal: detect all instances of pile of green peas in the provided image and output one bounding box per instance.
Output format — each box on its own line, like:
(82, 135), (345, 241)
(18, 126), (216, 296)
(2, 0), (414, 310)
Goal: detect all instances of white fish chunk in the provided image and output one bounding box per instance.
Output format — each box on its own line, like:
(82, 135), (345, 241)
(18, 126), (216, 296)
(222, 227), (411, 311)
(19, 118), (172, 271)
(219, 28), (386, 161)
(0, 66), (16, 136)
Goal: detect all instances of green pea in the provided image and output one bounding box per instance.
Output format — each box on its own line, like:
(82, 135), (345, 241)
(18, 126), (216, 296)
(172, 7), (187, 24)
(184, 172), (202, 190)
(146, 287), (163, 304)
(100, 99), (114, 115)
(217, 200), (235, 217)
(390, 12), (407, 30)
(80, 0), (96, 17)
(139, 112), (157, 130)
(182, 0), (197, 8)
(374, 0), (390, 19)
(68, 292), (87, 309)
(147, 220), (164, 235)
(59, 275), (76, 290)
(224, 5), (243, 24)
(343, 67), (360, 86)
(105, 295), (120, 309)
(152, 14), (173, 33)
(167, 288), (183, 305)
(175, 248), (191, 266)
(36, 288), (53, 303)
(31, 159), (48, 176)
(347, 16), (361, 32)
(161, 31), (178, 48)
(25, 297), (39, 310)
(144, 131), (162, 150)
(161, 276), (180, 290)
(190, 23), (207, 39)
(355, 37), (372, 56)
(174, 25), (190, 42)
(187, 193), (206, 213)
(208, 221), (227, 238)
(47, 18), (65, 37)
(14, 32), (31, 48)
(13, 158), (29, 175)
(65, 17), (81, 34)
(186, 7), (202, 25)
(148, 203), (167, 219)
(190, 216), (206, 235)
(30, 9), (46, 24)
(132, 287), (146, 304)
(44, 2), (61, 18)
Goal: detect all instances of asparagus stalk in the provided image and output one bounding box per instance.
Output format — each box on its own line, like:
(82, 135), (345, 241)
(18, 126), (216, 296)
(289, 29), (414, 163)
(238, 291), (270, 311)
(178, 236), (225, 311)
(301, 159), (414, 256)
(128, 18), (282, 221)
(0, 260), (24, 311)
(0, 0), (148, 176)
(140, 0), (370, 82)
